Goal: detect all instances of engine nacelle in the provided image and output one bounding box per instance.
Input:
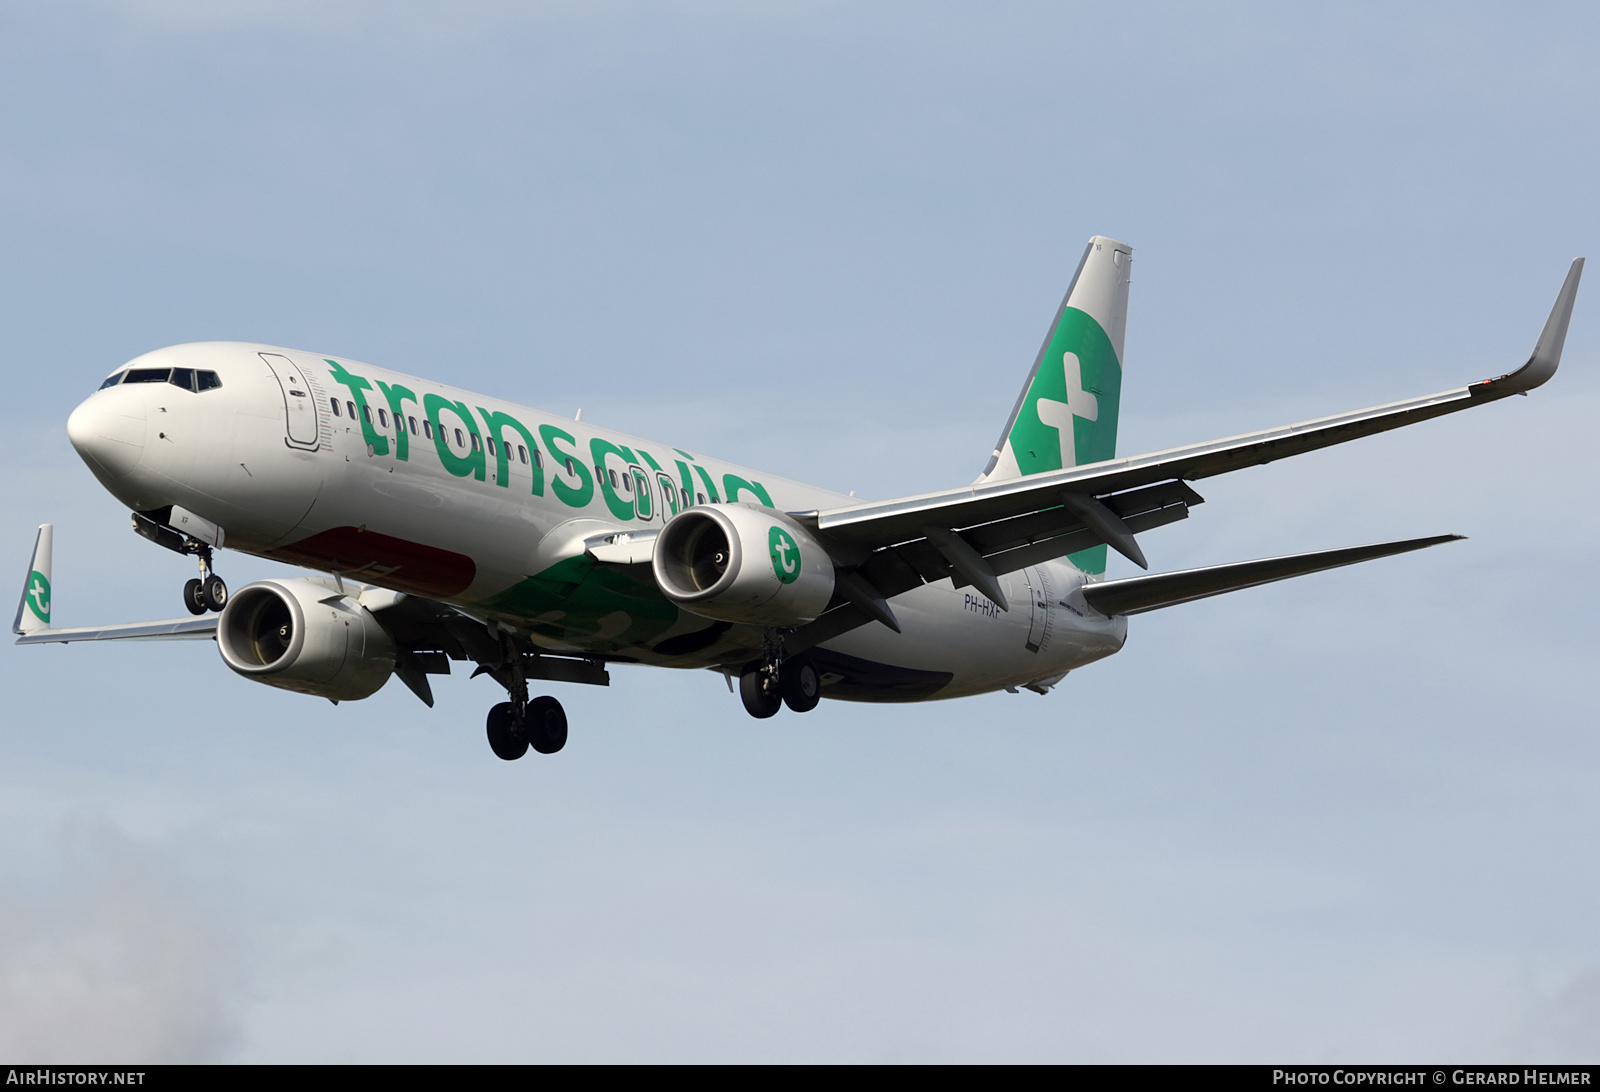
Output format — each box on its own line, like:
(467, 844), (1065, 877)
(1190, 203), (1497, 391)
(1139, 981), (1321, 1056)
(217, 578), (396, 701)
(652, 503), (835, 626)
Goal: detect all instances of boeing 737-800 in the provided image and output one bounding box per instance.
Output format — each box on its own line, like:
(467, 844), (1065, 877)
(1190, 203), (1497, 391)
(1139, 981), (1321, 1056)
(13, 239), (1584, 760)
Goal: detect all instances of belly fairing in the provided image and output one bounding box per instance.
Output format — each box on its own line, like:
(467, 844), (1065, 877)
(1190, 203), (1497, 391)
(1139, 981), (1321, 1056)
(484, 555), (680, 653)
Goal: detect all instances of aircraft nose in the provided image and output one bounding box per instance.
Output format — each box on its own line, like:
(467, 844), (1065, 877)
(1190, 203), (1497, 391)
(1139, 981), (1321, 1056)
(67, 393), (145, 479)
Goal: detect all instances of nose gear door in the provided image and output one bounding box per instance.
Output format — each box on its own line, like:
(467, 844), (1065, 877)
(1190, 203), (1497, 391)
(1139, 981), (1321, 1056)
(259, 352), (322, 451)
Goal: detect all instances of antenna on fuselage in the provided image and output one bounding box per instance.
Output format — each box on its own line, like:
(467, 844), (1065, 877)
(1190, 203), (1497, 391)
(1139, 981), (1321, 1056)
(575, 408), (583, 422)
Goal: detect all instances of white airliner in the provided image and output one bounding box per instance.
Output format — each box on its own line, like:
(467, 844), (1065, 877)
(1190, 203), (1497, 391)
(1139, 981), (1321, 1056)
(13, 238), (1584, 760)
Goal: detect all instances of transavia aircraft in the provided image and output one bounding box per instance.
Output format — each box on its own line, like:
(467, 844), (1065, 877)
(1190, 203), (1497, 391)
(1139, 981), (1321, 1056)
(13, 239), (1585, 760)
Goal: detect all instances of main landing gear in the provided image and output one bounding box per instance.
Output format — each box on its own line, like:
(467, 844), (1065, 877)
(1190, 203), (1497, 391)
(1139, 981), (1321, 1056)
(739, 652), (822, 719)
(483, 639), (568, 760)
(181, 545), (227, 615)
(486, 695), (568, 760)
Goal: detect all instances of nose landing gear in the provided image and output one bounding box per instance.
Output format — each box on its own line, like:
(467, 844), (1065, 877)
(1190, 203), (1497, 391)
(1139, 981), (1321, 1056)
(181, 546), (227, 616)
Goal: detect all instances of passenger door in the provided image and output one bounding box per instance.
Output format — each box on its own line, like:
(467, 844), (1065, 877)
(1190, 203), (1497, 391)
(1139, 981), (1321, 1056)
(259, 353), (321, 451)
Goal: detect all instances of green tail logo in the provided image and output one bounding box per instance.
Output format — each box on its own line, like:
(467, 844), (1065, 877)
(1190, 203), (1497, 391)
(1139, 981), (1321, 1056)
(1008, 307), (1122, 575)
(1007, 307), (1121, 476)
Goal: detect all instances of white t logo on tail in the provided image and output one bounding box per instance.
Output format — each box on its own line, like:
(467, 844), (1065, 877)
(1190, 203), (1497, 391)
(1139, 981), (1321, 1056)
(1034, 351), (1098, 468)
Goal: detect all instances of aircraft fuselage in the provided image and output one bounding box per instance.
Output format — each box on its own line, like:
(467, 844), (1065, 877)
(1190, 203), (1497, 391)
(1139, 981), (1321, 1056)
(66, 341), (1126, 702)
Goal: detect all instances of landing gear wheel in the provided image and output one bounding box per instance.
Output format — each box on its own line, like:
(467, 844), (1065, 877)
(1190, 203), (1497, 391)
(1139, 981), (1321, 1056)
(780, 657), (821, 713)
(201, 574), (228, 612)
(740, 670), (782, 719)
(526, 695), (568, 754)
(182, 578), (206, 616)
(486, 702), (528, 761)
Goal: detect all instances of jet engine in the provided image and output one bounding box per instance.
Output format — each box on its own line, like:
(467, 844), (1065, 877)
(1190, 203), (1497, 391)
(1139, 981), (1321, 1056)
(652, 503), (835, 626)
(216, 578), (396, 700)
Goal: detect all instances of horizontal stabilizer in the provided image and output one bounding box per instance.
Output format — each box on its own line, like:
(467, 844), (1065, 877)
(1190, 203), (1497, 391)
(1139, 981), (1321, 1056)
(1081, 534), (1464, 616)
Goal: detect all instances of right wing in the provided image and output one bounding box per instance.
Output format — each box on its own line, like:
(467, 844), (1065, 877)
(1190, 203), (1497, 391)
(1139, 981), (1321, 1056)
(13, 524), (608, 708)
(15, 617), (218, 644)
(14, 523), (220, 644)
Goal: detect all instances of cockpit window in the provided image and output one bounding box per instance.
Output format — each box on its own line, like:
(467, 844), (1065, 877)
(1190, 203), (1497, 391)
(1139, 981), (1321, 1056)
(196, 371), (221, 391)
(124, 368), (171, 384)
(98, 372), (124, 390)
(170, 368), (196, 391)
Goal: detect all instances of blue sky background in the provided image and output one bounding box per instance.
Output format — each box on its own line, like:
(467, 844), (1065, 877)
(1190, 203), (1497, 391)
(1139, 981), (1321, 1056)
(1, 1), (1597, 1062)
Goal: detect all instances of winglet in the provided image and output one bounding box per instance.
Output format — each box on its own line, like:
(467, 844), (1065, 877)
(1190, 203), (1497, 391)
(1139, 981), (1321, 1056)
(1487, 257), (1584, 394)
(13, 524), (52, 636)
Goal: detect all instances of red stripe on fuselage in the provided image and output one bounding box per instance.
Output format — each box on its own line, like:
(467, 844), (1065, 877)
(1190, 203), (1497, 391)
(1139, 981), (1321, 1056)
(267, 526), (476, 598)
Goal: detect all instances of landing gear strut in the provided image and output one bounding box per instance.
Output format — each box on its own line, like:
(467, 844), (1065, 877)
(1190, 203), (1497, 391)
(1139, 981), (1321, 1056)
(482, 639), (568, 760)
(181, 545), (227, 615)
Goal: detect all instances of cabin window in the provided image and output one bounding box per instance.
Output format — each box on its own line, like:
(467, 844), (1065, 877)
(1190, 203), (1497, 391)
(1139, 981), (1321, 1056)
(330, 398), (342, 417)
(125, 368), (171, 384)
(531, 449), (542, 469)
(423, 420), (433, 439)
(518, 445), (529, 465)
(486, 437), (496, 456)
(621, 473), (632, 493)
(696, 493), (705, 505)
(361, 405), (373, 425)
(98, 372), (124, 390)
(196, 371), (222, 391)
(346, 401), (357, 420)
(169, 368), (196, 392)
(594, 464), (604, 482)
(565, 458), (575, 476)
(408, 416), (418, 435)
(454, 428), (464, 447)
(608, 468), (618, 488)
(681, 488), (690, 507)
(470, 433), (481, 452)
(378, 408), (389, 428)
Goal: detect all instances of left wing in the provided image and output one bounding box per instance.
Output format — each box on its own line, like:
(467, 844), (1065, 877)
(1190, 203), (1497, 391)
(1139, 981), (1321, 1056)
(785, 260), (1581, 649)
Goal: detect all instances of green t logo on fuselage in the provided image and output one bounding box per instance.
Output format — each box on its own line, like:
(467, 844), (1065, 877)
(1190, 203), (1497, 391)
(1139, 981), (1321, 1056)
(25, 570), (49, 623)
(768, 526), (800, 584)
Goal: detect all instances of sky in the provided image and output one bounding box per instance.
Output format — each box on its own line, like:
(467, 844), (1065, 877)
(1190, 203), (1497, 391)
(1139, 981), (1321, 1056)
(1, 0), (1597, 1063)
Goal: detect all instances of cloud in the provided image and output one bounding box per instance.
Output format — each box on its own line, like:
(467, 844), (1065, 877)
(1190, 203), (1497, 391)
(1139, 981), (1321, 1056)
(0, 815), (229, 1063)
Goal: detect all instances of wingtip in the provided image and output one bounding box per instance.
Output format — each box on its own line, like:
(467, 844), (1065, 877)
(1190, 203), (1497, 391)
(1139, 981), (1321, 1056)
(1481, 258), (1584, 395)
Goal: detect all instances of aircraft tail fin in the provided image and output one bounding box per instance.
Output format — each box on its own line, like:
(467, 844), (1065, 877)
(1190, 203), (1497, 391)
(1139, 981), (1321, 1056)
(977, 235), (1132, 574)
(13, 524), (52, 636)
